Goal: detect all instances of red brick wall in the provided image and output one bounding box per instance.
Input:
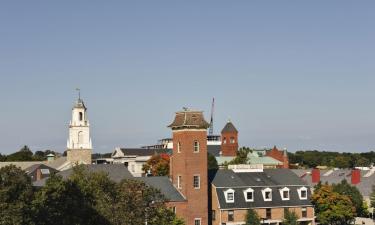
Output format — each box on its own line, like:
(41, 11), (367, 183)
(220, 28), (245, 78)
(171, 129), (208, 225)
(221, 132), (238, 156)
(266, 147), (289, 169)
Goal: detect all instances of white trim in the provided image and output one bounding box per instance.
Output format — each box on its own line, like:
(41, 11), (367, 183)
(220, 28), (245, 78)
(224, 189), (235, 203)
(243, 188), (254, 202)
(194, 218), (202, 225)
(298, 186), (308, 200)
(279, 187), (290, 201)
(193, 140), (200, 153)
(262, 187), (272, 201)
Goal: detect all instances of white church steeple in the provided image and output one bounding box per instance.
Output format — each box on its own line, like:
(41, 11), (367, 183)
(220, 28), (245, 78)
(66, 90), (92, 165)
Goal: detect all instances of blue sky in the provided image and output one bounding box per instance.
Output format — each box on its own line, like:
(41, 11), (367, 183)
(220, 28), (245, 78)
(0, 1), (375, 154)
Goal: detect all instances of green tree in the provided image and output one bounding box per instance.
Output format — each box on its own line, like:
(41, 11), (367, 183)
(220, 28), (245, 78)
(208, 153), (218, 169)
(0, 153), (6, 161)
(229, 147), (252, 165)
(333, 179), (368, 217)
(142, 154), (170, 176)
(283, 210), (299, 225)
(370, 185), (375, 208)
(311, 184), (355, 225)
(245, 208), (261, 225)
(6, 145), (34, 161)
(0, 165), (34, 225)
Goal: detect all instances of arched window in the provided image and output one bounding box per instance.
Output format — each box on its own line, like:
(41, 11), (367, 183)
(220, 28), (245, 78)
(194, 141), (200, 153)
(230, 137), (235, 143)
(223, 137), (227, 144)
(79, 112), (83, 121)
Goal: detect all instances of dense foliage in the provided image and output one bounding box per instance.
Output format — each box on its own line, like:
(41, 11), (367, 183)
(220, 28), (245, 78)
(228, 147), (253, 165)
(371, 185), (375, 208)
(312, 184), (355, 225)
(0, 165), (184, 225)
(282, 210), (299, 225)
(245, 208), (261, 225)
(142, 154), (170, 176)
(288, 150), (375, 168)
(0, 145), (59, 162)
(207, 153), (218, 170)
(332, 179), (368, 217)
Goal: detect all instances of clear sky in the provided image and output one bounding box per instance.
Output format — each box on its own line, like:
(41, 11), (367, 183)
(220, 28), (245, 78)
(1, 1), (375, 154)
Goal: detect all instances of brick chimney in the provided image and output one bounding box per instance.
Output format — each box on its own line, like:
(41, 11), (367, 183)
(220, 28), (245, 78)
(312, 168), (320, 183)
(351, 169), (361, 185)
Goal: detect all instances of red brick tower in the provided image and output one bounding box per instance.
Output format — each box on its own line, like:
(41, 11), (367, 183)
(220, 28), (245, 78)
(221, 121), (239, 156)
(169, 109), (210, 225)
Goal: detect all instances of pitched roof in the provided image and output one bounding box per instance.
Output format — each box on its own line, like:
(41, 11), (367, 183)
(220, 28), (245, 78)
(24, 164), (58, 175)
(168, 109), (209, 130)
(210, 169), (311, 209)
(221, 121), (238, 133)
(137, 177), (185, 202)
(208, 145), (222, 157)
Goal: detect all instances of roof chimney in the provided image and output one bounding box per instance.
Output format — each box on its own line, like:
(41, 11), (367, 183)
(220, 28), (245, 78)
(351, 169), (361, 185)
(312, 168), (320, 183)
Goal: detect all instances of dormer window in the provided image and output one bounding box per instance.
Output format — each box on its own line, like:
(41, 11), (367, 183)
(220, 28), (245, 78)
(194, 141), (200, 153)
(224, 189), (235, 203)
(244, 188), (254, 202)
(262, 188), (272, 201)
(279, 187), (290, 201)
(298, 187), (308, 200)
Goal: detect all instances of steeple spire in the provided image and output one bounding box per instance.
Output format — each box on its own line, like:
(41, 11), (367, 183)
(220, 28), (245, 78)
(76, 88), (81, 100)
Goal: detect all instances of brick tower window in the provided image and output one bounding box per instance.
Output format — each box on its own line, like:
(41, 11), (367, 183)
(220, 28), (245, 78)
(230, 137), (235, 143)
(193, 175), (200, 189)
(177, 142), (181, 153)
(194, 141), (200, 153)
(223, 137), (227, 144)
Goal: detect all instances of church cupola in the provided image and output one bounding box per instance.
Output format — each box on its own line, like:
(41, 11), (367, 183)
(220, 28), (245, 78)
(221, 120), (239, 156)
(66, 90), (92, 165)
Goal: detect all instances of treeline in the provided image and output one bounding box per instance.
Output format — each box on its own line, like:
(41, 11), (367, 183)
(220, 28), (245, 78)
(288, 150), (375, 168)
(0, 165), (184, 225)
(0, 145), (59, 162)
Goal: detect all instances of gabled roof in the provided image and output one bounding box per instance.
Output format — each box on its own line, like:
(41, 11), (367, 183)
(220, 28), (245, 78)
(137, 177), (185, 202)
(221, 121), (238, 133)
(24, 164), (58, 175)
(210, 169), (311, 209)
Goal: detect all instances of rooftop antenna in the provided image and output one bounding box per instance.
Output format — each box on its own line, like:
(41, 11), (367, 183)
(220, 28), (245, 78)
(75, 88), (81, 100)
(209, 97), (215, 135)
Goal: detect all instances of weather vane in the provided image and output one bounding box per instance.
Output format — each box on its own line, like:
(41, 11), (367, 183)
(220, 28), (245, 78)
(75, 88), (81, 100)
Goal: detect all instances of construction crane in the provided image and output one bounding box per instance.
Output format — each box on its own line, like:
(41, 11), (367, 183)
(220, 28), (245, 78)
(209, 97), (215, 136)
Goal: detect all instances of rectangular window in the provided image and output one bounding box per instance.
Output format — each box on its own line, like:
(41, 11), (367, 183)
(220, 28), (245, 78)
(265, 191), (271, 200)
(246, 191), (253, 201)
(194, 218), (201, 225)
(212, 210), (216, 221)
(177, 176), (182, 189)
(301, 190), (307, 198)
(228, 210), (234, 221)
(266, 208), (272, 219)
(302, 207), (307, 218)
(193, 175), (200, 189)
(194, 141), (200, 152)
(227, 192), (234, 201)
(230, 137), (235, 143)
(283, 190), (289, 199)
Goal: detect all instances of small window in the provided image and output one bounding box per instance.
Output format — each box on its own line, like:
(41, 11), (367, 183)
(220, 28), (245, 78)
(244, 188), (254, 202)
(280, 187), (290, 201)
(194, 218), (201, 225)
(193, 175), (200, 189)
(177, 142), (181, 153)
(266, 208), (272, 219)
(223, 137), (227, 144)
(228, 210), (234, 221)
(79, 112), (83, 121)
(177, 176), (182, 189)
(212, 210), (216, 221)
(194, 141), (200, 152)
(298, 187), (308, 200)
(262, 188), (272, 201)
(224, 189), (235, 203)
(302, 207), (307, 218)
(230, 137), (235, 143)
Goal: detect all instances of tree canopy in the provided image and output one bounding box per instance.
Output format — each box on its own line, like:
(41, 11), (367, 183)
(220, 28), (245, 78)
(371, 185), (375, 208)
(311, 184), (355, 225)
(142, 154), (170, 176)
(0, 165), (184, 225)
(207, 153), (218, 170)
(245, 208), (261, 225)
(282, 210), (299, 225)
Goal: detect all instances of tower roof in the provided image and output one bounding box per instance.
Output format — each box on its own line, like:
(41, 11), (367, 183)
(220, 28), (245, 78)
(221, 121), (238, 133)
(168, 108), (209, 130)
(74, 98), (86, 109)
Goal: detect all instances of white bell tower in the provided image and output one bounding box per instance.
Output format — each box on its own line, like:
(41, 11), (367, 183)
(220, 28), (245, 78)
(66, 89), (92, 164)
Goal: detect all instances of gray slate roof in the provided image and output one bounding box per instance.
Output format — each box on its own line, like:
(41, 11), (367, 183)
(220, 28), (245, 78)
(292, 169), (375, 197)
(208, 145), (222, 157)
(221, 122), (238, 133)
(137, 177), (185, 202)
(210, 169), (312, 209)
(119, 148), (167, 156)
